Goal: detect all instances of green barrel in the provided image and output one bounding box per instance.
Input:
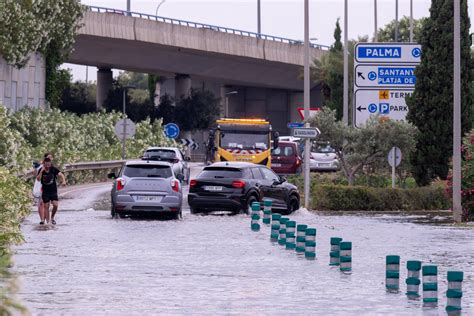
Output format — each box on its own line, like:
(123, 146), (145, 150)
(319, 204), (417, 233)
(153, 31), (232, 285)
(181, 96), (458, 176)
(446, 271), (463, 312)
(422, 265), (438, 305)
(296, 236), (306, 253)
(406, 260), (422, 298)
(339, 241), (352, 272)
(263, 210), (272, 224)
(304, 240), (316, 260)
(329, 237), (343, 266)
(385, 255), (400, 291)
(285, 232), (296, 250)
(278, 228), (286, 245)
(251, 213), (260, 231)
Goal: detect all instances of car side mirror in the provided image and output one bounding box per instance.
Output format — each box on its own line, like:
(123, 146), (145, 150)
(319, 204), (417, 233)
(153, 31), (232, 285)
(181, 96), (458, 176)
(107, 172), (116, 179)
(279, 175), (287, 183)
(176, 174), (185, 181)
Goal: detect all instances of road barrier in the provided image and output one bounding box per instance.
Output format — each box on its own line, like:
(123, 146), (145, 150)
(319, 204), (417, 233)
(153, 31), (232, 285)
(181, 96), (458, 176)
(250, 202), (260, 231)
(339, 242), (352, 272)
(304, 228), (316, 260)
(446, 271), (463, 313)
(422, 265), (438, 306)
(406, 260), (422, 298)
(278, 218), (289, 245)
(263, 200), (272, 224)
(285, 220), (296, 248)
(296, 224), (307, 253)
(270, 214), (281, 242)
(386, 255), (401, 292)
(329, 237), (343, 266)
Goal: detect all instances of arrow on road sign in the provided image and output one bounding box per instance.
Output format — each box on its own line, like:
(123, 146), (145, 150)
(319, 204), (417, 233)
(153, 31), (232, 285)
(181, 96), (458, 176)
(357, 72), (365, 80)
(357, 105), (367, 112)
(180, 138), (199, 150)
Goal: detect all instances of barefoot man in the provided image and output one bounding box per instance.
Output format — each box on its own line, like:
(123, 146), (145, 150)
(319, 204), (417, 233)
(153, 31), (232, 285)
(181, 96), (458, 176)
(36, 157), (66, 225)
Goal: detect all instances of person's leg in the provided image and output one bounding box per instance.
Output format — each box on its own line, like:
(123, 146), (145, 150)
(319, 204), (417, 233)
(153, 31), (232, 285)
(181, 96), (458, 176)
(43, 201), (51, 223)
(51, 199), (59, 224)
(38, 200), (45, 223)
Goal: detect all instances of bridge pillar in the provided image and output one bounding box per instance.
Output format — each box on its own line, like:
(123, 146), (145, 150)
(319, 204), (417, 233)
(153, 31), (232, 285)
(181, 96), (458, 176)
(175, 74), (191, 99)
(96, 68), (113, 110)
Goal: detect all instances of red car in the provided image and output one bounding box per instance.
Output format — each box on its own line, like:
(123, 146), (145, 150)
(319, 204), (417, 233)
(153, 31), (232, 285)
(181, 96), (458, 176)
(271, 141), (302, 174)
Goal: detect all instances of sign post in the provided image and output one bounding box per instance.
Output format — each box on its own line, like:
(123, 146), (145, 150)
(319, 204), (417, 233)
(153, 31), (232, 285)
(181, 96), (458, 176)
(353, 43), (421, 127)
(388, 146), (402, 189)
(114, 118), (136, 160)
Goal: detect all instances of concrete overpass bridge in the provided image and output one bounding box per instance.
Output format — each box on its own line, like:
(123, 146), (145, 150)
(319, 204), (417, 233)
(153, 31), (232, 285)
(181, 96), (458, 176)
(67, 6), (328, 133)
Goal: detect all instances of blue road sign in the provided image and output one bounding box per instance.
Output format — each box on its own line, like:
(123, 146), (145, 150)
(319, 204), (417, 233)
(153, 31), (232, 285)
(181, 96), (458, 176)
(287, 122), (304, 128)
(411, 47), (421, 58)
(379, 103), (390, 114)
(164, 123), (180, 139)
(368, 103), (378, 113)
(368, 71), (377, 81)
(355, 43), (421, 63)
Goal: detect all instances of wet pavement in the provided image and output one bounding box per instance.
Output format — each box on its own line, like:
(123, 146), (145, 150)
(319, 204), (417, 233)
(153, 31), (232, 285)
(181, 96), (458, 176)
(12, 166), (474, 315)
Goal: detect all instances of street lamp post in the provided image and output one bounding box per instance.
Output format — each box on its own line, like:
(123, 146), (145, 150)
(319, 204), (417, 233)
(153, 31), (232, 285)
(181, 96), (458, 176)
(127, 0), (131, 16)
(395, 0), (399, 41)
(122, 86), (136, 160)
(409, 0), (414, 42)
(374, 0), (378, 42)
(303, 0), (310, 209)
(156, 0), (166, 16)
(453, 0), (462, 222)
(225, 91), (238, 117)
(343, 0), (348, 125)
(257, 0), (261, 37)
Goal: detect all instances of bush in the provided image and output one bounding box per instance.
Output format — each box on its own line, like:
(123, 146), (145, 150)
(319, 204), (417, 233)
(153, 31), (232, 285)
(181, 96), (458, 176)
(0, 167), (30, 314)
(312, 184), (449, 211)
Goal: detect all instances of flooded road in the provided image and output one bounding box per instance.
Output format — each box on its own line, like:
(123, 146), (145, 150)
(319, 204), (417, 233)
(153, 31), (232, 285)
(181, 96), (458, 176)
(12, 171), (474, 315)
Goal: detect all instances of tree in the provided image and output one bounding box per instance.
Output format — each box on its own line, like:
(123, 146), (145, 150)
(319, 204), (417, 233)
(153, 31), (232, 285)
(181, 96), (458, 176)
(376, 16), (426, 42)
(330, 18), (343, 52)
(117, 71), (149, 90)
(60, 81), (96, 115)
(155, 94), (176, 125)
(174, 88), (220, 131)
(307, 108), (417, 185)
(406, 0), (472, 186)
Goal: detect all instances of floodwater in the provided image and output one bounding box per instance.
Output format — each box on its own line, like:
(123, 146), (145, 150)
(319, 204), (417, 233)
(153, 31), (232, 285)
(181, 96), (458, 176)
(11, 174), (474, 315)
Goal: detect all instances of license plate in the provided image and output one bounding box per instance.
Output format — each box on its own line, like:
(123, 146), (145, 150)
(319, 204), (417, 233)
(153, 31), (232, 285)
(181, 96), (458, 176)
(272, 163), (282, 167)
(204, 186), (223, 191)
(318, 163), (330, 167)
(135, 195), (162, 202)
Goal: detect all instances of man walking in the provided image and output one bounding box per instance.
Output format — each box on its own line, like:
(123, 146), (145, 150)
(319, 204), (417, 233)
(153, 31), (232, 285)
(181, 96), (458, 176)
(36, 157), (66, 225)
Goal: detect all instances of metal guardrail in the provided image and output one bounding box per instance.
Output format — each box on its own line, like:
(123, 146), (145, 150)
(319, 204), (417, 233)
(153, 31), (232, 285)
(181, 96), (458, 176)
(86, 5), (330, 50)
(20, 160), (125, 180)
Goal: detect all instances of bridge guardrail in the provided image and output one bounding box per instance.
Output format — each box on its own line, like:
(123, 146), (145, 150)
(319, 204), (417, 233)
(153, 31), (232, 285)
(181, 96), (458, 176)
(20, 160), (125, 180)
(86, 5), (330, 50)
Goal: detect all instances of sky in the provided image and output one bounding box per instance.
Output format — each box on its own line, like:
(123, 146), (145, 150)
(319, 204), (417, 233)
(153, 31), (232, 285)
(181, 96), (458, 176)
(65, 0), (473, 81)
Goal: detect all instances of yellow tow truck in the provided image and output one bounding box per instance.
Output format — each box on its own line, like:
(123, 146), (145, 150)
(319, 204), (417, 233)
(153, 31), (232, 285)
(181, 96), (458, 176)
(205, 118), (279, 167)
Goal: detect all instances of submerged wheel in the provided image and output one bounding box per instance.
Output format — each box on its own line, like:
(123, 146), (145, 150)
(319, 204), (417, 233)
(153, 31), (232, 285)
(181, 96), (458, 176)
(245, 195), (259, 214)
(286, 196), (300, 214)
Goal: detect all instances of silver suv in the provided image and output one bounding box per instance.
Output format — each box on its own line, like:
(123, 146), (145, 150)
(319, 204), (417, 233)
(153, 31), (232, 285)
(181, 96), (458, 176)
(108, 160), (183, 219)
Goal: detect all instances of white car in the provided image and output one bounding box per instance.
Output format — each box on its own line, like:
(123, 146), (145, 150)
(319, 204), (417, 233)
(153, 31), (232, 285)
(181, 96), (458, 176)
(309, 144), (340, 171)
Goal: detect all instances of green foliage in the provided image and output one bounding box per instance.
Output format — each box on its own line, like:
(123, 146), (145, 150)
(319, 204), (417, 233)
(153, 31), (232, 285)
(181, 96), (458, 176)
(307, 108), (417, 185)
(103, 81), (156, 123)
(60, 81), (96, 115)
(446, 130), (474, 221)
(376, 16), (426, 42)
(117, 71), (149, 90)
(330, 19), (343, 52)
(0, 167), (30, 315)
(407, 0), (472, 186)
(312, 184), (449, 211)
(156, 94), (176, 125)
(3, 105), (175, 172)
(174, 88), (220, 131)
(0, 0), (84, 66)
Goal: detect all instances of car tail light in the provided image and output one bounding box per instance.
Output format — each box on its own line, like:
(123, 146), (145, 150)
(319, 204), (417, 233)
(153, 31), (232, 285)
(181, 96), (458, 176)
(232, 180), (246, 188)
(116, 178), (125, 191)
(190, 179), (197, 188)
(171, 179), (180, 192)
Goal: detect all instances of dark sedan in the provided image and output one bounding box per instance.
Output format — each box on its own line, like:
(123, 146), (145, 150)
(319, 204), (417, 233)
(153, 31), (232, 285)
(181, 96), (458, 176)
(188, 162), (300, 215)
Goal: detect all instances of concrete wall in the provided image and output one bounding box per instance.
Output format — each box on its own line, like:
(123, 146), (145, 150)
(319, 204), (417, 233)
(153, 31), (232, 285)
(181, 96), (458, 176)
(0, 54), (45, 111)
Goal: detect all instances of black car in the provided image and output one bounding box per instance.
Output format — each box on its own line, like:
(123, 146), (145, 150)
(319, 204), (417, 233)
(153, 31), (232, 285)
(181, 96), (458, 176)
(188, 162), (300, 215)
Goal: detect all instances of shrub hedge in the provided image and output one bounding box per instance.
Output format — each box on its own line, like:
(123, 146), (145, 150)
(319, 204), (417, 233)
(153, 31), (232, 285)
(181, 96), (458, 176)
(311, 184), (449, 211)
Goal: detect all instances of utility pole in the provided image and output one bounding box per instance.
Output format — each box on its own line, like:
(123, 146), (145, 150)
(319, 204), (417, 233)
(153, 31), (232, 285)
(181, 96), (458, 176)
(409, 0), (414, 42)
(127, 0), (131, 16)
(343, 0), (348, 125)
(257, 0), (261, 37)
(395, 0), (399, 41)
(453, 0), (462, 223)
(303, 0), (310, 209)
(374, 0), (378, 42)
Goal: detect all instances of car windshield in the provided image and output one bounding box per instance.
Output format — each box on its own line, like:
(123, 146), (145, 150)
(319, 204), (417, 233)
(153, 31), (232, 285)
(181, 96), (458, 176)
(220, 132), (269, 150)
(314, 144), (335, 153)
(199, 167), (243, 179)
(144, 149), (177, 161)
(123, 165), (172, 178)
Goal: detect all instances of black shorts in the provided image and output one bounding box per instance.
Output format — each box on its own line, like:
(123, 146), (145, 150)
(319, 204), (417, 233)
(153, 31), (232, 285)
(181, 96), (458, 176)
(42, 191), (58, 203)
